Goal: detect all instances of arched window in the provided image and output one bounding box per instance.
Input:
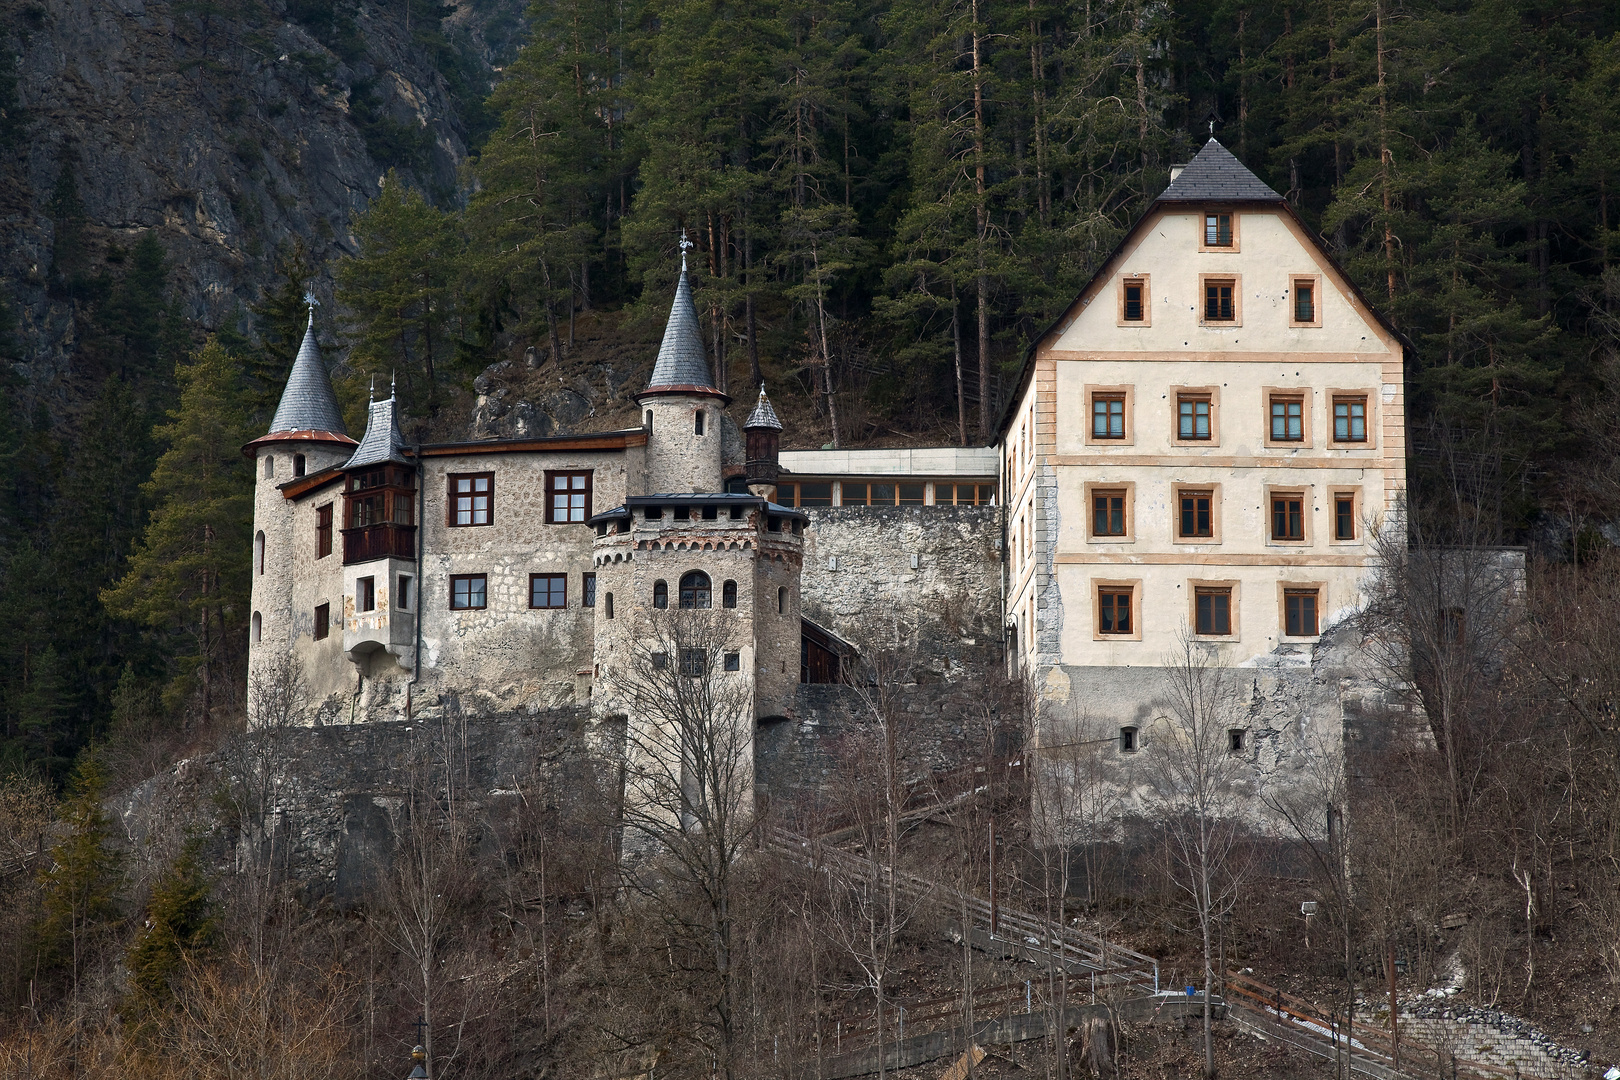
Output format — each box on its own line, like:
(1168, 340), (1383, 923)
(263, 455), (275, 478)
(605, 592), (615, 619)
(777, 587), (787, 615)
(251, 611), (262, 643)
(694, 410), (705, 436)
(722, 580), (737, 608)
(293, 453), (306, 477)
(653, 580), (668, 609)
(680, 571), (711, 608)
(254, 530), (266, 575)
(645, 409), (654, 430)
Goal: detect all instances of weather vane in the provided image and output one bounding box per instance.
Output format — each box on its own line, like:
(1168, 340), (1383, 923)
(678, 228), (693, 272)
(303, 287), (319, 327)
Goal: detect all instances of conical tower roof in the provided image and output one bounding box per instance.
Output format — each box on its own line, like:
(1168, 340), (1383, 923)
(343, 387), (411, 469)
(269, 314), (348, 436)
(745, 385), (782, 431)
(1157, 138), (1283, 203)
(642, 262), (724, 398)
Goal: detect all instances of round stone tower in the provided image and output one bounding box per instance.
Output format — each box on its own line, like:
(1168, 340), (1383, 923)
(637, 255), (730, 494)
(244, 309), (355, 691)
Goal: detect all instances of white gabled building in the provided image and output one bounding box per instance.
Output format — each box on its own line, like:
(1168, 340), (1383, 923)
(997, 137), (1405, 764)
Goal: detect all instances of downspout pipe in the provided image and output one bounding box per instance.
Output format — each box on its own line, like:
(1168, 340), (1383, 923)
(410, 443), (425, 712)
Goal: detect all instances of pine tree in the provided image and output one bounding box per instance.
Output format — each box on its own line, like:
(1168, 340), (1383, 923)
(34, 758), (123, 997)
(336, 172), (466, 422)
(125, 838), (216, 1013)
(101, 339), (253, 720)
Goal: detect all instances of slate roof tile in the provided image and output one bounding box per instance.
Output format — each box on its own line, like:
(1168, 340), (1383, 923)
(1157, 138), (1283, 203)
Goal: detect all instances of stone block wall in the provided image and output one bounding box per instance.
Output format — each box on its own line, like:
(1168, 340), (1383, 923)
(1361, 1002), (1592, 1079)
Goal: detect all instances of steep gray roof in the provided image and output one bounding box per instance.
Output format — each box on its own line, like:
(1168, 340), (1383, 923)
(1157, 138), (1283, 203)
(268, 317), (348, 436)
(644, 266), (718, 394)
(745, 386), (782, 431)
(344, 394), (411, 469)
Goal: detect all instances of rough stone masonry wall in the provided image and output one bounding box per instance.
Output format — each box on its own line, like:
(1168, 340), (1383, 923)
(118, 710), (600, 907)
(1361, 1002), (1592, 1079)
(759, 506), (1012, 819)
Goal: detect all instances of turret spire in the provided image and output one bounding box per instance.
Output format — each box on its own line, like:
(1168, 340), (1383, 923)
(642, 254), (721, 396)
(268, 305), (347, 437)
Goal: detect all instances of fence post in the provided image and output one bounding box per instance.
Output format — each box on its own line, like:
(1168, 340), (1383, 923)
(1026, 980), (1032, 1014)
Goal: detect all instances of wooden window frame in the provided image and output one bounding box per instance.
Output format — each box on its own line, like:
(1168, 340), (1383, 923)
(545, 470), (593, 524)
(1290, 274), (1323, 327)
(1199, 274), (1242, 325)
(356, 575), (376, 613)
(447, 472), (495, 527)
(450, 573), (488, 611)
(1172, 482), (1222, 544)
(1092, 578), (1143, 641)
(1084, 385), (1135, 446)
(1328, 389), (1375, 447)
(1198, 210), (1240, 252)
(1117, 274), (1151, 326)
(1189, 579), (1240, 639)
(1263, 388), (1314, 448)
(1171, 386), (1220, 446)
(316, 503), (334, 559)
(529, 573), (567, 609)
(314, 602), (330, 641)
(1267, 486), (1310, 545)
(1331, 488), (1362, 544)
(1084, 481), (1135, 542)
(1278, 582), (1326, 639)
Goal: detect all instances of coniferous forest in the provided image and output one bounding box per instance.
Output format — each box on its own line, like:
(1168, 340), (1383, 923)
(5, 1), (1620, 1076)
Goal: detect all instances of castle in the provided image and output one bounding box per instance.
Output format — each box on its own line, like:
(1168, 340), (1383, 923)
(247, 140), (1404, 810)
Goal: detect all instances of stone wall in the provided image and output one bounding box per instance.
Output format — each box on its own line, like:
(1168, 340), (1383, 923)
(1362, 1001), (1592, 1080)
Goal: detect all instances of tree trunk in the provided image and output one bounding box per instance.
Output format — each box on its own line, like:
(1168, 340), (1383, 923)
(973, 0), (991, 441)
(952, 282), (966, 447)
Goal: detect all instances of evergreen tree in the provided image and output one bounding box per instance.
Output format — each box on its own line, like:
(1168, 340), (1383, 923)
(336, 172), (466, 422)
(34, 758), (123, 997)
(125, 838), (216, 1013)
(101, 339), (253, 720)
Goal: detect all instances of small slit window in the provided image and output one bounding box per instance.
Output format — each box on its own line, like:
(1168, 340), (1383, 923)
(694, 410), (705, 436)
(604, 592), (614, 619)
(1228, 729), (1246, 753)
(293, 454), (306, 477)
(777, 587), (787, 615)
(251, 611), (261, 643)
(1119, 726), (1138, 753)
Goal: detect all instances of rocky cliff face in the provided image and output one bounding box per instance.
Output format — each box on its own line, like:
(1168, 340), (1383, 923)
(2, 0), (518, 404)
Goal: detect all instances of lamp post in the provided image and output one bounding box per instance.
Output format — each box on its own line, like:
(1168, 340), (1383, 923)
(405, 1045), (428, 1080)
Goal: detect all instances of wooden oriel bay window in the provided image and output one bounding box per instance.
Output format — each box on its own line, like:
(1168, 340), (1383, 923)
(342, 466), (416, 564)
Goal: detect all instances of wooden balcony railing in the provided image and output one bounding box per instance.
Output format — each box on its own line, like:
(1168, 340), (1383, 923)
(342, 524), (417, 564)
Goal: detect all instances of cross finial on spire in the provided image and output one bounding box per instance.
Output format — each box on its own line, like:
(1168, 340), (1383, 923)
(390, 371), (396, 399)
(678, 228), (693, 273)
(303, 287), (319, 328)
(368, 374), (376, 402)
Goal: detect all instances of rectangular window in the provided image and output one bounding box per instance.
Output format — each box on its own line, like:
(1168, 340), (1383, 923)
(1178, 491), (1213, 539)
(314, 602), (330, 641)
(781, 481), (832, 507)
(942, 482), (997, 506)
(1270, 396), (1305, 441)
(1272, 495), (1306, 541)
(899, 483), (925, 505)
(450, 574), (487, 610)
(679, 648), (707, 677)
(582, 573), (597, 607)
(1092, 395), (1126, 439)
(396, 574), (413, 611)
(546, 471), (592, 524)
(1195, 588), (1232, 636)
(1123, 280), (1145, 321)
(1335, 494), (1357, 540)
(1204, 280), (1235, 321)
(1098, 589), (1133, 635)
(1178, 396), (1212, 440)
(316, 504), (333, 559)
(1285, 589), (1319, 636)
(1333, 396), (1368, 442)
(448, 473), (493, 526)
(1204, 212), (1233, 247)
(357, 576), (376, 613)
(529, 573), (566, 609)
(1092, 490), (1127, 537)
(1295, 282), (1316, 322)
(724, 651), (741, 672)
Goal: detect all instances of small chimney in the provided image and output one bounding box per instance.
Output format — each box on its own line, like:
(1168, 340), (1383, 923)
(1169, 164), (1187, 182)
